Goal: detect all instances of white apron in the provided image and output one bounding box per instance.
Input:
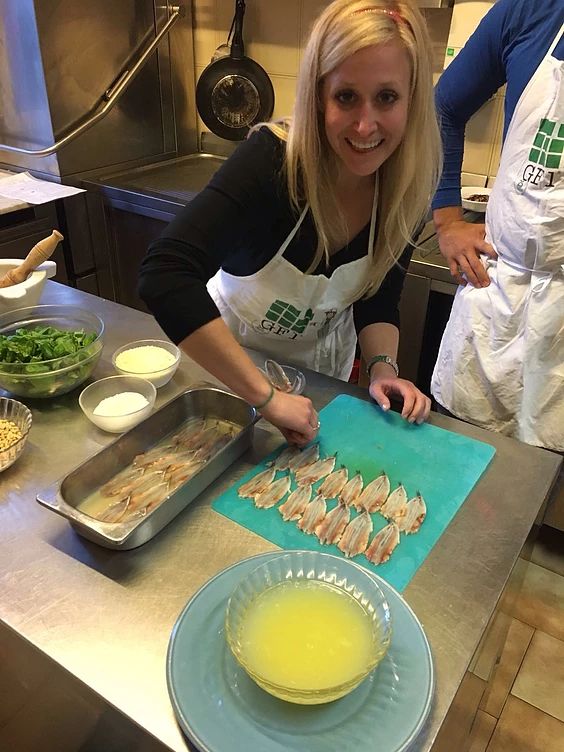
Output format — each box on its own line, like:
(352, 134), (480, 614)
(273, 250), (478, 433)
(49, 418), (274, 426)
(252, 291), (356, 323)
(207, 182), (377, 380)
(432, 25), (564, 451)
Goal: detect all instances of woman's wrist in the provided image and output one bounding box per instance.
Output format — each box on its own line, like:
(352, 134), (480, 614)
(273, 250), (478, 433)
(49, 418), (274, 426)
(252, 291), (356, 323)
(253, 383), (275, 411)
(369, 360), (399, 383)
(366, 354), (399, 380)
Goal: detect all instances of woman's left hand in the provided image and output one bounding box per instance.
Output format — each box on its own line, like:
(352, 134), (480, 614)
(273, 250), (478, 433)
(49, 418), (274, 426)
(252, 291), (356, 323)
(369, 376), (431, 424)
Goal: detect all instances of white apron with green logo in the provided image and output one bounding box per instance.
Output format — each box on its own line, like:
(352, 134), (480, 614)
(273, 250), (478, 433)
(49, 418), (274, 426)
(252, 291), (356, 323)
(206, 184), (377, 380)
(432, 25), (564, 451)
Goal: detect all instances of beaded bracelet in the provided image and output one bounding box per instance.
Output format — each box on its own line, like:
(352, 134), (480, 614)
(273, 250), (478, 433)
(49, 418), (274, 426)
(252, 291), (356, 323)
(253, 384), (275, 411)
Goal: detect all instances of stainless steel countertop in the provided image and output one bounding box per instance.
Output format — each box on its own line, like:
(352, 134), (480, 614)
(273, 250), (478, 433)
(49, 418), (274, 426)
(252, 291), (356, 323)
(1, 282), (561, 752)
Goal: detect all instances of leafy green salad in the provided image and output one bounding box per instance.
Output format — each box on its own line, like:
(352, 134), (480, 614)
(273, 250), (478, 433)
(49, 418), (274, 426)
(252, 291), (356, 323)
(0, 325), (101, 397)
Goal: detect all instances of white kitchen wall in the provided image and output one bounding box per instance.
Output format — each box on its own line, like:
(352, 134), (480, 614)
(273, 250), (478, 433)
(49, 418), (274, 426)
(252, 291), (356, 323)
(192, 0), (502, 181)
(445, 0), (503, 183)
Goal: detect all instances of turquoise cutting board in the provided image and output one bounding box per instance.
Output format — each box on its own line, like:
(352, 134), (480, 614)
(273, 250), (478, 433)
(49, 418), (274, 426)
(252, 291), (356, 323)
(212, 394), (495, 591)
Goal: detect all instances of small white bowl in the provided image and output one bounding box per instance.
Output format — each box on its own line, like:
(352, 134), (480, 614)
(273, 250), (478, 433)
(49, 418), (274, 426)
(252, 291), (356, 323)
(79, 375), (156, 433)
(112, 339), (180, 388)
(461, 186), (491, 213)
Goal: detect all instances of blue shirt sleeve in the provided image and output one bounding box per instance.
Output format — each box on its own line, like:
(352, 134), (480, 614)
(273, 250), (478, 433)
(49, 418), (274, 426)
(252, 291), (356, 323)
(431, 0), (512, 210)
(432, 0), (564, 211)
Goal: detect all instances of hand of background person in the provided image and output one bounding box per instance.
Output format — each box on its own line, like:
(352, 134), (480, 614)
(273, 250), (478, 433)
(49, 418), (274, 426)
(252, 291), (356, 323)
(259, 390), (320, 447)
(369, 376), (431, 424)
(437, 220), (497, 287)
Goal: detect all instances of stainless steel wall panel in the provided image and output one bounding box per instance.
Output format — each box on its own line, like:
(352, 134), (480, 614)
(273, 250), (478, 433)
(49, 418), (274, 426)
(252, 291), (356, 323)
(34, 0), (166, 176)
(0, 0), (191, 178)
(0, 0), (60, 175)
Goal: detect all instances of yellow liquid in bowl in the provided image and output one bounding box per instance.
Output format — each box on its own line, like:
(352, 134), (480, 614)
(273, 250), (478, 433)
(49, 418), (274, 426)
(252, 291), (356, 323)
(237, 580), (376, 694)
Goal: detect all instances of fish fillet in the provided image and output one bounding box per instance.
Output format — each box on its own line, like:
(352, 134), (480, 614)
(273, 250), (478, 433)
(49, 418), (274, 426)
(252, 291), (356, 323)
(279, 484), (312, 521)
(337, 511), (373, 557)
(101, 466), (145, 496)
(297, 494), (327, 534)
(315, 502), (350, 545)
(380, 483), (408, 522)
(355, 473), (390, 512)
(99, 496), (131, 523)
(365, 523), (400, 565)
(339, 472), (364, 507)
(287, 443), (320, 471)
(254, 474), (291, 509)
(294, 455), (337, 486)
(108, 471), (163, 500)
(172, 418), (206, 447)
(128, 481), (170, 516)
(237, 467), (276, 499)
(166, 461), (203, 491)
(397, 494), (427, 534)
(270, 445), (302, 471)
(317, 467), (348, 499)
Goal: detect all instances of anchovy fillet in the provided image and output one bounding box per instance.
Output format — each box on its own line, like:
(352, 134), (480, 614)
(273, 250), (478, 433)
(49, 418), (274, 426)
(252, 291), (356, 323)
(237, 467), (276, 499)
(355, 473), (390, 512)
(315, 501), (350, 545)
(365, 523), (400, 565)
(254, 474), (291, 509)
(337, 511), (373, 557)
(288, 443), (320, 471)
(279, 484), (312, 521)
(297, 494), (327, 534)
(339, 472), (364, 507)
(397, 494), (426, 534)
(380, 483), (408, 522)
(295, 454), (337, 486)
(270, 445), (302, 471)
(317, 467), (348, 499)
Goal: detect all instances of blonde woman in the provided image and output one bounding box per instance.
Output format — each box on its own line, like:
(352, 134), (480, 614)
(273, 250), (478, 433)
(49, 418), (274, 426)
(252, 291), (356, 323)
(139, 0), (441, 446)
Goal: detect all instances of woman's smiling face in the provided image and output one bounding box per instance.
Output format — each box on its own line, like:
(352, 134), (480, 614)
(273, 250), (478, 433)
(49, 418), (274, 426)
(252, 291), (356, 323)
(321, 42), (411, 182)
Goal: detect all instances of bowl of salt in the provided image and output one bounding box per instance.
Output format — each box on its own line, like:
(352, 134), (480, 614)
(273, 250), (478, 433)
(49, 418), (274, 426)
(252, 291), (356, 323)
(79, 375), (156, 433)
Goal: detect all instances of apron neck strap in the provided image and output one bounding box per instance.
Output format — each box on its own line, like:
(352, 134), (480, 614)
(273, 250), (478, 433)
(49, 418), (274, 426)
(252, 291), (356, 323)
(278, 171), (379, 261)
(548, 23), (564, 57)
(367, 173), (379, 256)
(275, 205), (309, 259)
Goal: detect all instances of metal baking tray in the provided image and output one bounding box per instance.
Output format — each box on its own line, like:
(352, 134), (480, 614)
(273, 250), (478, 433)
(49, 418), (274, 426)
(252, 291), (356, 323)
(37, 386), (256, 549)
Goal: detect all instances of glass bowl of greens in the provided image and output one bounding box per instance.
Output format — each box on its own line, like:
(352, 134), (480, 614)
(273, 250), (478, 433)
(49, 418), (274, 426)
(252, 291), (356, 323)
(0, 305), (104, 399)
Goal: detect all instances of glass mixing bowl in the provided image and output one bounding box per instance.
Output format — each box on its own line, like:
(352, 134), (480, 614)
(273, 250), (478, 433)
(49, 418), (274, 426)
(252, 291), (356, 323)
(0, 305), (104, 399)
(225, 550), (392, 704)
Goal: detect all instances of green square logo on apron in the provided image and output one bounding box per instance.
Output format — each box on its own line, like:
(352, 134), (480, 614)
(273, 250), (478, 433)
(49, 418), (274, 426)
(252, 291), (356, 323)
(264, 299), (314, 334)
(529, 118), (564, 168)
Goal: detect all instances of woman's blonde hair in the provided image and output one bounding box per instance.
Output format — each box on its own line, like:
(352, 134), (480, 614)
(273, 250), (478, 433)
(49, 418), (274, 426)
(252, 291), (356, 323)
(262, 0), (441, 296)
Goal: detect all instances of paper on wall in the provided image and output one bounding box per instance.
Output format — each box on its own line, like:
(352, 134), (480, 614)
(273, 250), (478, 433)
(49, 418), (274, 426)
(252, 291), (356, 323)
(0, 171), (85, 205)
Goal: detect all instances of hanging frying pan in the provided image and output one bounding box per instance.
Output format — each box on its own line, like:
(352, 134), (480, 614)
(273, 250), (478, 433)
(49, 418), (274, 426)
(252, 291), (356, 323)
(196, 0), (275, 141)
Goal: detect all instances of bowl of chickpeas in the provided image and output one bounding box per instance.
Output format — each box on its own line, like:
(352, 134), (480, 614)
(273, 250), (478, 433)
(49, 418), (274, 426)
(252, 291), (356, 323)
(0, 397), (32, 472)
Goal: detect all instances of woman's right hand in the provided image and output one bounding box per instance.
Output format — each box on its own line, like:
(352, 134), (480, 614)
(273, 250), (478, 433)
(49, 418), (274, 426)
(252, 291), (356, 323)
(259, 390), (319, 447)
(437, 219), (497, 288)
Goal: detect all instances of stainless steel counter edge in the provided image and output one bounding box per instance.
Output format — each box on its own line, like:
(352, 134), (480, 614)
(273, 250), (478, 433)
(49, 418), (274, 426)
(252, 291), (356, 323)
(1, 282), (560, 752)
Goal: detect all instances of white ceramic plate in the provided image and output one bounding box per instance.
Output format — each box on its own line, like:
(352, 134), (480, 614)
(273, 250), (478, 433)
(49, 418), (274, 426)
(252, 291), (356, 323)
(461, 186), (491, 213)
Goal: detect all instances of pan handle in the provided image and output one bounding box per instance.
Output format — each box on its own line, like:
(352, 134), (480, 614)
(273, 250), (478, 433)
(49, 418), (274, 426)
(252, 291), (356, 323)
(230, 0), (246, 61)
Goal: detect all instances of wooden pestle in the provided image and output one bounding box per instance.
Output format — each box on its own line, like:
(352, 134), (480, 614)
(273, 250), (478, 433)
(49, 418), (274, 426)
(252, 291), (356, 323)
(0, 230), (63, 289)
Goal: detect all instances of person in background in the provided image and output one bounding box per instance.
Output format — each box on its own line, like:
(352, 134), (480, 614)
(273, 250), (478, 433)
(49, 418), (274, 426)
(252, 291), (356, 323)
(431, 0), (564, 453)
(139, 0), (440, 446)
